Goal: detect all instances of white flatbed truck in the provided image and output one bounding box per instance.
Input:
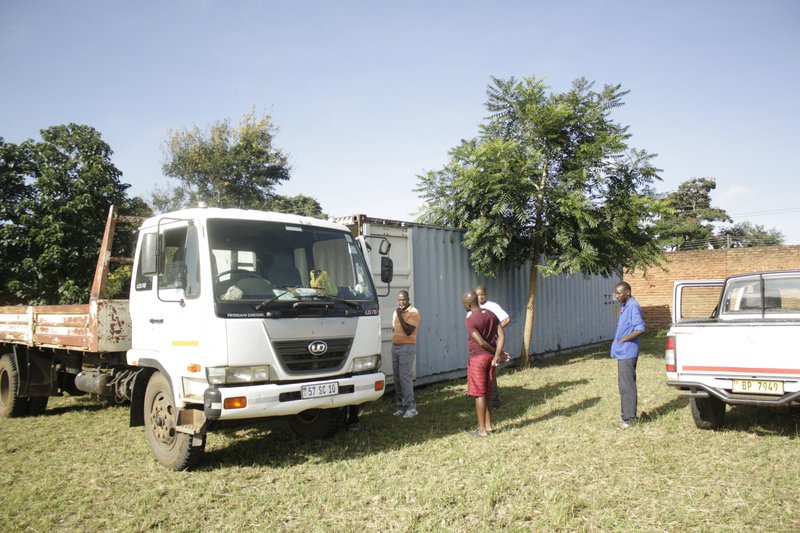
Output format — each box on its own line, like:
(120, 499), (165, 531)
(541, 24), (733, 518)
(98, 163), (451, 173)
(0, 205), (392, 469)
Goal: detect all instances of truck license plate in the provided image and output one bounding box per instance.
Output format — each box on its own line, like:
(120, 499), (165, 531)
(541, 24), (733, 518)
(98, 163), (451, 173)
(732, 379), (783, 395)
(301, 382), (339, 399)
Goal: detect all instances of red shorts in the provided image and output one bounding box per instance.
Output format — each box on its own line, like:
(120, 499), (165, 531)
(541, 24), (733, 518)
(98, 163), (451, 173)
(467, 354), (495, 397)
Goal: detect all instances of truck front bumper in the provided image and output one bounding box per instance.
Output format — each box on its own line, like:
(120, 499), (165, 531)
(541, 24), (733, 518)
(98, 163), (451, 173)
(203, 372), (385, 421)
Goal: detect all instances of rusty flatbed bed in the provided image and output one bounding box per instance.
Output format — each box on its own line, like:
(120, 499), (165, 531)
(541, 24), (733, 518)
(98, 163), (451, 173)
(0, 206), (143, 355)
(0, 300), (131, 353)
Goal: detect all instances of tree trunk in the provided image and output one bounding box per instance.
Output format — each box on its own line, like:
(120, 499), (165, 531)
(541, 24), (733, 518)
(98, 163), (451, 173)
(520, 260), (539, 369)
(520, 165), (548, 369)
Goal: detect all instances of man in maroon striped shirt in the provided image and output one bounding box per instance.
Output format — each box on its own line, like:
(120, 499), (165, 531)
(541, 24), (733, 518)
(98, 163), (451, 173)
(462, 291), (506, 437)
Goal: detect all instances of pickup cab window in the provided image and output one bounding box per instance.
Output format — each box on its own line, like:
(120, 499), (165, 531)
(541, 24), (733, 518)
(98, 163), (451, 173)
(764, 275), (800, 313)
(724, 278), (762, 313)
(719, 273), (800, 318)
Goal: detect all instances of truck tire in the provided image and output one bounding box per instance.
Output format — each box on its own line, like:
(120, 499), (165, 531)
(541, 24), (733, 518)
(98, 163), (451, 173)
(0, 354), (30, 418)
(690, 396), (726, 430)
(288, 408), (343, 440)
(144, 372), (205, 470)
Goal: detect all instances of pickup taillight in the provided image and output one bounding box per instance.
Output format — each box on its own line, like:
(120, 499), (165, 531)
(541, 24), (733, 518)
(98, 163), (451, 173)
(665, 335), (676, 372)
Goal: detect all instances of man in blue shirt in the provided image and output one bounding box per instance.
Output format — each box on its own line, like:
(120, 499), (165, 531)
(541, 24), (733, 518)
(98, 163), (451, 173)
(611, 281), (646, 429)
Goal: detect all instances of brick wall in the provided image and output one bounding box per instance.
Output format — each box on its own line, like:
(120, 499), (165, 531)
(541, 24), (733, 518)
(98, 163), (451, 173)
(624, 246), (800, 330)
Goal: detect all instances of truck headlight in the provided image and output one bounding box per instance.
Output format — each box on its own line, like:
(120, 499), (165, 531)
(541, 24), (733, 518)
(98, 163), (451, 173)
(352, 355), (381, 373)
(206, 365), (270, 385)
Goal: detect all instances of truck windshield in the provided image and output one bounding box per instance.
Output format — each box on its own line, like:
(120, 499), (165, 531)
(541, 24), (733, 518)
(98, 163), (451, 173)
(207, 218), (377, 308)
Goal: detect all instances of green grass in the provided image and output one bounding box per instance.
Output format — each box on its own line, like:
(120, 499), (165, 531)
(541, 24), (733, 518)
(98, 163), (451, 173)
(2, 334), (799, 532)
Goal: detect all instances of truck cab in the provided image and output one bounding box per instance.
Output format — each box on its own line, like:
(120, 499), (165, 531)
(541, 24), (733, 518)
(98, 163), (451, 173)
(129, 207), (387, 467)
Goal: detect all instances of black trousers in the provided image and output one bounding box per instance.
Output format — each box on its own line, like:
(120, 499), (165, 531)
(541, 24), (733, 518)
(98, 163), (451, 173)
(617, 356), (638, 423)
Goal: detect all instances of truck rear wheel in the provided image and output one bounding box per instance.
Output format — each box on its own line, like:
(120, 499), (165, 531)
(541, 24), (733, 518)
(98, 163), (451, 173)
(690, 396), (726, 430)
(144, 372), (205, 470)
(288, 408), (343, 440)
(0, 354), (30, 418)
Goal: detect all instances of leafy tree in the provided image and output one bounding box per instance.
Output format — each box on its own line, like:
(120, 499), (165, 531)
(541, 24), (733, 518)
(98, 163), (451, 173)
(0, 140), (36, 303)
(653, 178), (731, 250)
(156, 109), (291, 210)
(715, 221), (784, 248)
(0, 124), (145, 305)
(265, 194), (327, 219)
(417, 76), (666, 367)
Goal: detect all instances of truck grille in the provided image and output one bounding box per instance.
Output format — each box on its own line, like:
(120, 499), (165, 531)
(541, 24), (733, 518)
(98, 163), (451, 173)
(272, 338), (353, 374)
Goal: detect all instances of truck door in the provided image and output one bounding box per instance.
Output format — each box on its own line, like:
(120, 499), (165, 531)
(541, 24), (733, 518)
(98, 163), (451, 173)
(131, 222), (205, 402)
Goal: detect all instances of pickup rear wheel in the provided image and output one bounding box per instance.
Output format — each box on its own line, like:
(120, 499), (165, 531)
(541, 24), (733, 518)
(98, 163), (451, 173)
(690, 396), (726, 430)
(144, 372), (205, 470)
(0, 354), (30, 418)
(288, 408), (344, 440)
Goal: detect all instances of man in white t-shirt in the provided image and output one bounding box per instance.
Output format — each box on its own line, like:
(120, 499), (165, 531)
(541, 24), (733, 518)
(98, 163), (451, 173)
(473, 285), (510, 409)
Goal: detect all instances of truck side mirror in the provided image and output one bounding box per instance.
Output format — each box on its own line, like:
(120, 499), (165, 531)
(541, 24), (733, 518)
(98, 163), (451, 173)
(380, 256), (393, 284)
(140, 233), (159, 276)
(378, 239), (391, 256)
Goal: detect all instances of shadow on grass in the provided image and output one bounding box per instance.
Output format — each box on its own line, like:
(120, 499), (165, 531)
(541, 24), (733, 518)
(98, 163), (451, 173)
(198, 378), (595, 470)
(41, 396), (110, 417)
(639, 396), (690, 423)
(721, 404), (800, 438)
(500, 396), (602, 432)
(656, 399), (800, 438)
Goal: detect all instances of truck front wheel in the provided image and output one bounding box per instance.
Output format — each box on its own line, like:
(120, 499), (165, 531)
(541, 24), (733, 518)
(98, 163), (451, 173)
(690, 396), (726, 430)
(288, 408), (343, 440)
(144, 372), (205, 470)
(0, 354), (30, 418)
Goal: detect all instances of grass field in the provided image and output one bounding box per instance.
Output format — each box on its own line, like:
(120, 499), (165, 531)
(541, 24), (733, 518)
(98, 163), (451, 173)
(1, 334), (799, 532)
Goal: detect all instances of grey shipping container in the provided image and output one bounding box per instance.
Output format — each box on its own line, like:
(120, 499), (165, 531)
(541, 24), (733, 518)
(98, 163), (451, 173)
(340, 215), (618, 386)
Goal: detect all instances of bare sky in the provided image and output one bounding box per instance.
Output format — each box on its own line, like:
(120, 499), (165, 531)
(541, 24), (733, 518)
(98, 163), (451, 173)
(2, 0), (799, 242)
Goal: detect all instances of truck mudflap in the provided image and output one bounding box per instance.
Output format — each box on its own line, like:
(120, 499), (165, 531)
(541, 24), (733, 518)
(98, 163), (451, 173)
(206, 372), (385, 421)
(667, 380), (800, 407)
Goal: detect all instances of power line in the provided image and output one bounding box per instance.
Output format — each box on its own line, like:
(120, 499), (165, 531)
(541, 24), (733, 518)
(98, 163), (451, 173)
(728, 207), (800, 217)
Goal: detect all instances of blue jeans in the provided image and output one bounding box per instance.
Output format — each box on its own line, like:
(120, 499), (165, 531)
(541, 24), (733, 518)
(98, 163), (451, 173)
(392, 343), (416, 412)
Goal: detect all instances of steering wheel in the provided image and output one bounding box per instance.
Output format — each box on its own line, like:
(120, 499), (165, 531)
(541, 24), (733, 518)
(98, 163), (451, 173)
(215, 269), (267, 282)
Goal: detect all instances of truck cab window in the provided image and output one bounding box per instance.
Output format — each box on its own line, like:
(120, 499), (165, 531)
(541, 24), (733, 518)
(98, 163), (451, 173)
(158, 225), (201, 298)
(135, 236), (154, 291)
(207, 218), (377, 305)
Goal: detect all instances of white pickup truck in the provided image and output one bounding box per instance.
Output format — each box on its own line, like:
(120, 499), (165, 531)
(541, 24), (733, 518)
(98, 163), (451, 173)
(665, 270), (800, 429)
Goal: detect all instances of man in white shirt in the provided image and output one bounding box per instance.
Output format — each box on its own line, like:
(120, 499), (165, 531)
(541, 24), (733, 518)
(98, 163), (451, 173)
(474, 285), (510, 409)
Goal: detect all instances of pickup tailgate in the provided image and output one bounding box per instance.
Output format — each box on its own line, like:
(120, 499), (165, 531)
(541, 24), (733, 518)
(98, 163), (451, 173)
(671, 321), (800, 400)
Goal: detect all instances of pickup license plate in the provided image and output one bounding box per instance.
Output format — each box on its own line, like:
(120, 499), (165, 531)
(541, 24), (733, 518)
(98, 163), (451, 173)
(732, 379), (783, 395)
(301, 381), (339, 399)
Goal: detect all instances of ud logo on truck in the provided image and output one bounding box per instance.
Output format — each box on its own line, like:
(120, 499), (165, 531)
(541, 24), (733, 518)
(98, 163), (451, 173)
(308, 341), (328, 355)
